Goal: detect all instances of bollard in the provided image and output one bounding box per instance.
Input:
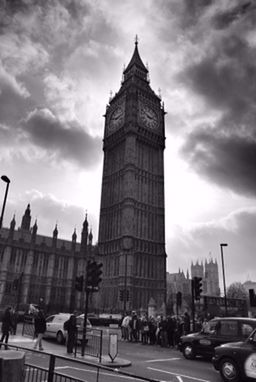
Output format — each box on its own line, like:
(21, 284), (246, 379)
(0, 350), (25, 382)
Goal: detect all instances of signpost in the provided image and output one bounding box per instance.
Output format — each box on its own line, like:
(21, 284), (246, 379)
(108, 333), (118, 362)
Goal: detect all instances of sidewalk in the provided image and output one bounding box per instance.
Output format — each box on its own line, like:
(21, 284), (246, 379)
(8, 329), (131, 367)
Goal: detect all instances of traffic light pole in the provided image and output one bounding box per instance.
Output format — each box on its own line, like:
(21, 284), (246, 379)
(220, 244), (228, 316)
(81, 288), (89, 357)
(81, 260), (103, 356)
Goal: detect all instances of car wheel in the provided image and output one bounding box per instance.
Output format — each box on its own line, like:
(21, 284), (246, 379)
(56, 331), (65, 344)
(220, 358), (240, 382)
(182, 343), (195, 360)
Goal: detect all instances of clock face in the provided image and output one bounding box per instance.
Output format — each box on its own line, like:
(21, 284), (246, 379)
(140, 105), (158, 129)
(109, 106), (124, 131)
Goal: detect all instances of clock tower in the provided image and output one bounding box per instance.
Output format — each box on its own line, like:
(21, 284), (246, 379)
(98, 39), (166, 313)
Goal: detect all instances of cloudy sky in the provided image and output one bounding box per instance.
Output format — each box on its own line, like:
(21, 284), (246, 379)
(0, 0), (256, 289)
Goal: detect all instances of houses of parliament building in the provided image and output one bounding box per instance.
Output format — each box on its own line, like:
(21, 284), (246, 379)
(0, 204), (97, 314)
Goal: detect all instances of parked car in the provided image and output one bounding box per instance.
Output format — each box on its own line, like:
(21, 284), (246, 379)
(178, 317), (256, 360)
(44, 313), (92, 344)
(85, 313), (122, 326)
(212, 328), (256, 382)
(76, 314), (93, 339)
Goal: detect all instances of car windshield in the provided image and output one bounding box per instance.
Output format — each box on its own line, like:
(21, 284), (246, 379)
(201, 320), (218, 334)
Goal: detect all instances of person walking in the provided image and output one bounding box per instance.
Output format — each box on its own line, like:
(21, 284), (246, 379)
(140, 315), (149, 345)
(0, 306), (14, 349)
(33, 309), (46, 351)
(159, 316), (168, 347)
(11, 307), (18, 335)
(167, 316), (175, 347)
(121, 314), (131, 341)
(64, 313), (77, 354)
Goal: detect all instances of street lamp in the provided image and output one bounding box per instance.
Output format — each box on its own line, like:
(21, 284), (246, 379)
(220, 243), (228, 316)
(0, 175), (11, 229)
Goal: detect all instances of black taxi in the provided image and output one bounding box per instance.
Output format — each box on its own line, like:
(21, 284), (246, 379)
(179, 317), (256, 360)
(212, 328), (256, 382)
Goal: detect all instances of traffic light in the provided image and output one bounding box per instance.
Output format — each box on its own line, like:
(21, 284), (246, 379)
(176, 291), (182, 307)
(119, 289), (124, 301)
(75, 275), (84, 292)
(249, 289), (256, 307)
(194, 277), (203, 300)
(86, 260), (103, 291)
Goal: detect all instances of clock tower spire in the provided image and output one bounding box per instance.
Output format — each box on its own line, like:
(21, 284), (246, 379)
(123, 36), (148, 82)
(98, 40), (166, 313)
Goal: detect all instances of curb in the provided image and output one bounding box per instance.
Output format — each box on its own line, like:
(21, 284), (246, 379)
(100, 356), (131, 368)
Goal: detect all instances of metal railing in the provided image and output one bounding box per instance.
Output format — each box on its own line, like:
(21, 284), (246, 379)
(75, 328), (103, 362)
(22, 315), (35, 338)
(2, 343), (161, 382)
(22, 319), (103, 362)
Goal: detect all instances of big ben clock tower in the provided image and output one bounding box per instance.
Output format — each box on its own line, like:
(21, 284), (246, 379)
(98, 39), (166, 313)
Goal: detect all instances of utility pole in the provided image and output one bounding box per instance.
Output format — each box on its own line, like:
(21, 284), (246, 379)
(220, 243), (228, 316)
(191, 279), (195, 332)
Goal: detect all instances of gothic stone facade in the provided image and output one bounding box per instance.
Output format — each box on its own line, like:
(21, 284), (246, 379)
(97, 41), (167, 313)
(0, 204), (96, 314)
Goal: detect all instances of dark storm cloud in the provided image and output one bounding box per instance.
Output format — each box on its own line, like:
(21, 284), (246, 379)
(21, 108), (102, 168)
(0, 62), (31, 124)
(182, 130), (256, 197)
(213, 1), (253, 29)
(182, 35), (256, 122)
(1, 0), (89, 22)
(175, 0), (256, 198)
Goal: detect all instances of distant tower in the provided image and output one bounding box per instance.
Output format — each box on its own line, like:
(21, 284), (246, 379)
(52, 224), (58, 248)
(21, 204), (31, 231)
(204, 258), (220, 296)
(31, 220), (38, 243)
(191, 260), (204, 278)
(80, 213), (88, 255)
(8, 215), (16, 240)
(98, 39), (166, 312)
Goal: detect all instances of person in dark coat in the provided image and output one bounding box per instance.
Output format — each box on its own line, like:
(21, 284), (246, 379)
(33, 309), (46, 350)
(167, 316), (175, 347)
(64, 314), (77, 354)
(129, 312), (139, 342)
(0, 306), (14, 349)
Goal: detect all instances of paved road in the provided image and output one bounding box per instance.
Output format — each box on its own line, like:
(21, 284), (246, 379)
(7, 325), (222, 382)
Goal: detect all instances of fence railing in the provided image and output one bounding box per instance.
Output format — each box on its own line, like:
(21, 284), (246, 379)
(23, 318), (103, 362)
(75, 328), (103, 362)
(22, 315), (34, 338)
(3, 343), (161, 382)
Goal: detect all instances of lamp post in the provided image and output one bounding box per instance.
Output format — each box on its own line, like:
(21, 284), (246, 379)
(220, 243), (228, 316)
(123, 251), (128, 315)
(0, 175), (11, 229)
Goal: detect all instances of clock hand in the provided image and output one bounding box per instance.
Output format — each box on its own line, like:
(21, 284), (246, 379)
(113, 112), (122, 120)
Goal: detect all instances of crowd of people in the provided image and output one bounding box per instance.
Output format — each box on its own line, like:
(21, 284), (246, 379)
(0, 304), (206, 352)
(120, 311), (197, 347)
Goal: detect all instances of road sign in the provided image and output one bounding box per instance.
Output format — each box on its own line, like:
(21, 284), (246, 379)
(108, 333), (118, 362)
